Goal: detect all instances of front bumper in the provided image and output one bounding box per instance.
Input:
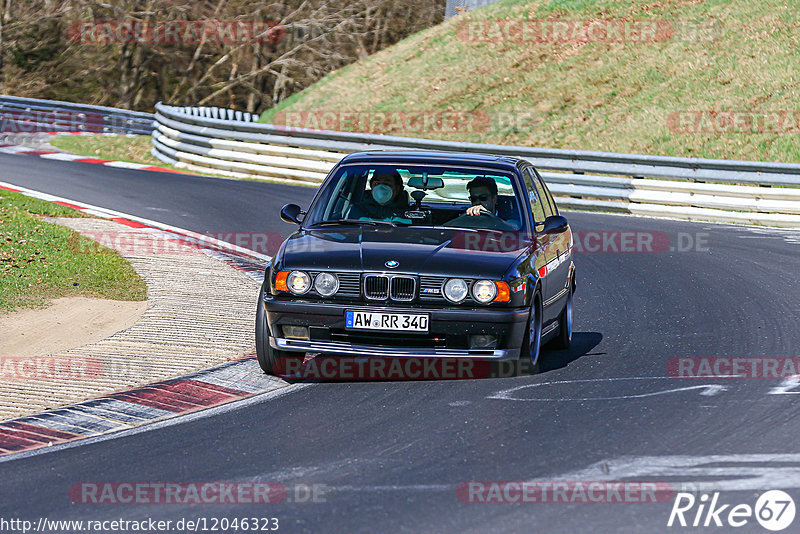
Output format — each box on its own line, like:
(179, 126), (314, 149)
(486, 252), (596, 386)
(263, 297), (528, 361)
(271, 337), (519, 360)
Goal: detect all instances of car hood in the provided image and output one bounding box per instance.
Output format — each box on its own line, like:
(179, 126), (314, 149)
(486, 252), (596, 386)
(279, 226), (528, 279)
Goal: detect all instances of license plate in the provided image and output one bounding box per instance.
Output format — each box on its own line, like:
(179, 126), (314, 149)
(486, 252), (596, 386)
(345, 310), (429, 332)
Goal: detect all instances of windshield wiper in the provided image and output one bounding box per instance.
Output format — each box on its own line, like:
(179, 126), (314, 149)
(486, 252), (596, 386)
(430, 225), (504, 235)
(310, 219), (397, 228)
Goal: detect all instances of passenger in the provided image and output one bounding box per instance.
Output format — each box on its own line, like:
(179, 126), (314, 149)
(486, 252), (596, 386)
(349, 169), (409, 220)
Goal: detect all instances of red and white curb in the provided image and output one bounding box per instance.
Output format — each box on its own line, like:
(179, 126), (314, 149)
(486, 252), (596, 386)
(0, 358), (287, 456)
(0, 180), (269, 283)
(0, 140), (192, 175)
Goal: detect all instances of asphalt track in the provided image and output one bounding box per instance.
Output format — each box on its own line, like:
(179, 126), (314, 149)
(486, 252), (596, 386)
(1, 153), (800, 533)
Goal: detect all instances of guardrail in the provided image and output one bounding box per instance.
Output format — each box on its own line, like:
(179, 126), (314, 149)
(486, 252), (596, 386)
(152, 102), (800, 227)
(0, 95), (154, 135)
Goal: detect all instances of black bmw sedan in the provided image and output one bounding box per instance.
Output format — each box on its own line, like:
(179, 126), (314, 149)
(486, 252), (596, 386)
(256, 151), (575, 376)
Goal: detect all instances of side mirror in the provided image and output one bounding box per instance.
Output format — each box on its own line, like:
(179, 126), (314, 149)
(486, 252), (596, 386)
(542, 215), (568, 234)
(280, 204), (304, 225)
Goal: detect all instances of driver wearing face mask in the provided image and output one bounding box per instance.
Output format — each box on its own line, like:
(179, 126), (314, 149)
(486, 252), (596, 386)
(349, 169), (409, 220)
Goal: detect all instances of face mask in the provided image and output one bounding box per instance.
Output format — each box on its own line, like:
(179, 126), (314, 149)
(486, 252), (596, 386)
(372, 184), (394, 206)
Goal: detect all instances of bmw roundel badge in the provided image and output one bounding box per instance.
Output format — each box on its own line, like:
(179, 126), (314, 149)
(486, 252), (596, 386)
(385, 260), (400, 269)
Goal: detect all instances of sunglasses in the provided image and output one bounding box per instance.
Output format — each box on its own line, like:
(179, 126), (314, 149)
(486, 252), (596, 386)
(469, 194), (490, 202)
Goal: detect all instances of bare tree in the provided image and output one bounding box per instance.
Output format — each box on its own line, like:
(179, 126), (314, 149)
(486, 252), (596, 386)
(0, 0), (445, 112)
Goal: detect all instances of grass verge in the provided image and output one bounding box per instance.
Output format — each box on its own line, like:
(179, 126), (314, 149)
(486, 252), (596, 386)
(0, 190), (147, 313)
(49, 134), (185, 170)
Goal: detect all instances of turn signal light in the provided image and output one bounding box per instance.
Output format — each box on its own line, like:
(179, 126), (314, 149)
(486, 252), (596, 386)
(275, 270), (289, 292)
(494, 282), (511, 303)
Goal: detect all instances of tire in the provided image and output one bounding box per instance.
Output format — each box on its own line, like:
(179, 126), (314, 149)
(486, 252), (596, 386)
(517, 292), (543, 375)
(551, 285), (573, 350)
(255, 285), (291, 375)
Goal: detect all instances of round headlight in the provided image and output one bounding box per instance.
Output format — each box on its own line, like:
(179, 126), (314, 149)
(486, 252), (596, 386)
(472, 280), (497, 304)
(443, 278), (469, 303)
(287, 271), (311, 295)
(315, 272), (339, 297)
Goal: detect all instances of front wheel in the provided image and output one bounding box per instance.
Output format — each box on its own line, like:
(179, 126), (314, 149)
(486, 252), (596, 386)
(551, 286), (573, 349)
(518, 292), (543, 375)
(256, 285), (291, 375)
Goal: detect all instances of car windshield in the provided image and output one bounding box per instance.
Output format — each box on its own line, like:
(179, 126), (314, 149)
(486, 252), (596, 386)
(305, 163), (525, 232)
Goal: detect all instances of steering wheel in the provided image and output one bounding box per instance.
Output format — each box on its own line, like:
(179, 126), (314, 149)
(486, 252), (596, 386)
(443, 210), (510, 231)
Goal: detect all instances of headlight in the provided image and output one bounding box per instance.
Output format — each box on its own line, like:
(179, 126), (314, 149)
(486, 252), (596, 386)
(287, 271), (311, 295)
(472, 280), (497, 304)
(315, 272), (339, 297)
(443, 278), (469, 303)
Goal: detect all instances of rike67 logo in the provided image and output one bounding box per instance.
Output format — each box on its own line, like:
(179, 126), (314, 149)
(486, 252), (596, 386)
(668, 490), (796, 531)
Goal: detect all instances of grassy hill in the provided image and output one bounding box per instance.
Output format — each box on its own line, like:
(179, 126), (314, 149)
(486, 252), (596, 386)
(260, 0), (800, 162)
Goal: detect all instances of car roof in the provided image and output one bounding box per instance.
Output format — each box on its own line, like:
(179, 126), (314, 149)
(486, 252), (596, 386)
(338, 151), (524, 172)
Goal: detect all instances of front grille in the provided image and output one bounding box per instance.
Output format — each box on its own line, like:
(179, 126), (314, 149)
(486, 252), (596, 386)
(363, 274), (417, 301)
(390, 276), (416, 301)
(364, 275), (389, 300)
(336, 273), (361, 297)
(419, 276), (446, 301)
(309, 271), (360, 298)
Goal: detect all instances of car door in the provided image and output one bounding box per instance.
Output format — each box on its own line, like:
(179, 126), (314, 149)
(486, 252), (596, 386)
(533, 168), (572, 323)
(521, 167), (556, 310)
